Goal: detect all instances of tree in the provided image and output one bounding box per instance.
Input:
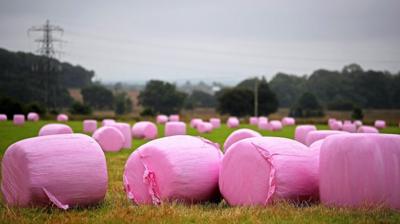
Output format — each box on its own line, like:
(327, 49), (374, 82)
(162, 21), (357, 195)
(114, 92), (133, 115)
(269, 73), (307, 108)
(257, 78), (279, 115)
(351, 107), (364, 120)
(185, 90), (217, 109)
(289, 92), (323, 117)
(217, 88), (253, 116)
(138, 80), (186, 114)
(81, 84), (114, 109)
(69, 101), (92, 115)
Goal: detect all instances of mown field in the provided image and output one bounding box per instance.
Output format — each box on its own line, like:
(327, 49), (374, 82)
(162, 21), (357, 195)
(0, 120), (400, 223)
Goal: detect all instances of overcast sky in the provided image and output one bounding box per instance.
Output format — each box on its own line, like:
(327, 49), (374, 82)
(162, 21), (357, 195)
(1, 0), (400, 84)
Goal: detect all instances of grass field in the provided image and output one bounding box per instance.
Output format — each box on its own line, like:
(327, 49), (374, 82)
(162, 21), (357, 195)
(0, 120), (400, 223)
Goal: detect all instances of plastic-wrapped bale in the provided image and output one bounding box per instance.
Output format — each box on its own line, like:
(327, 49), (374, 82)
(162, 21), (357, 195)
(165, 121), (186, 136)
(111, 122), (132, 149)
(249, 117), (258, 125)
(344, 120), (352, 125)
(39, 124), (73, 136)
(294, 125), (317, 145)
(219, 137), (319, 206)
(329, 120), (342, 130)
(169, 114), (180, 122)
(320, 133), (400, 210)
(342, 123), (357, 133)
(354, 120), (363, 127)
(374, 120), (386, 129)
(83, 120), (97, 133)
(223, 128), (262, 152)
(190, 118), (203, 128)
(305, 130), (344, 146)
(258, 119), (269, 130)
(197, 122), (213, 133)
(57, 114), (68, 122)
(227, 117), (239, 128)
(123, 135), (222, 205)
(282, 117), (295, 126)
(0, 114), (7, 121)
(102, 119), (115, 126)
(13, 114), (25, 125)
(27, 112), (39, 122)
(132, 121), (158, 140)
(309, 139), (324, 152)
(92, 126), (125, 152)
(210, 118), (221, 128)
(267, 120), (283, 131)
(156, 115), (168, 124)
(357, 125), (379, 133)
(1, 134), (108, 209)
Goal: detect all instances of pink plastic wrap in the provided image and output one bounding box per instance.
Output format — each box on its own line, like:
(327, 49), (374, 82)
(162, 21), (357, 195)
(190, 118), (203, 128)
(227, 117), (239, 128)
(132, 121), (158, 140)
(249, 117), (258, 125)
(258, 119), (269, 130)
(294, 125), (317, 145)
(357, 125), (379, 133)
(165, 121), (186, 136)
(83, 120), (97, 133)
(13, 114), (25, 125)
(39, 124), (73, 136)
(1, 134), (108, 209)
(57, 114), (68, 122)
(354, 120), (363, 127)
(210, 118), (221, 128)
(374, 120), (386, 129)
(156, 115), (168, 124)
(219, 137), (319, 206)
(123, 135), (222, 205)
(267, 120), (283, 131)
(320, 133), (400, 210)
(223, 128), (262, 152)
(282, 117), (295, 126)
(27, 112), (39, 122)
(169, 114), (180, 122)
(92, 126), (125, 152)
(259, 117), (268, 123)
(0, 114), (7, 121)
(305, 130), (344, 146)
(342, 123), (357, 133)
(111, 122), (132, 149)
(329, 120), (342, 130)
(102, 119), (115, 126)
(197, 122), (213, 133)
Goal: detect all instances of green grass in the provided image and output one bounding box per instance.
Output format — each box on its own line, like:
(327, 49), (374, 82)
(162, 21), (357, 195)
(0, 121), (399, 223)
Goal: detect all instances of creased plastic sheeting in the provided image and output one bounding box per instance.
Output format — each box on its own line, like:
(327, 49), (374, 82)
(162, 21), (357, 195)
(38, 123), (73, 136)
(132, 121), (158, 140)
(169, 114), (180, 122)
(27, 112), (39, 122)
(227, 117), (239, 128)
(156, 115), (168, 124)
(83, 120), (97, 133)
(305, 130), (345, 146)
(165, 121), (186, 136)
(374, 120), (386, 129)
(93, 126), (125, 152)
(13, 114), (25, 125)
(223, 128), (262, 152)
(123, 135), (222, 205)
(210, 118), (221, 128)
(190, 118), (203, 128)
(0, 114), (7, 121)
(319, 134), (400, 210)
(57, 114), (68, 122)
(282, 117), (295, 126)
(197, 122), (213, 133)
(219, 137), (319, 206)
(1, 134), (108, 209)
(294, 125), (317, 145)
(111, 122), (132, 149)
(357, 125), (379, 133)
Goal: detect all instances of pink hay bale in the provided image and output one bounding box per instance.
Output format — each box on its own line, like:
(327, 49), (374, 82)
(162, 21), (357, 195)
(342, 123), (357, 133)
(190, 118), (203, 128)
(169, 114), (180, 122)
(344, 120), (352, 125)
(328, 118), (336, 125)
(111, 122), (132, 149)
(219, 137), (319, 206)
(132, 121), (158, 140)
(267, 120), (283, 131)
(13, 114), (25, 125)
(1, 134), (108, 209)
(210, 118), (221, 128)
(357, 125), (379, 133)
(249, 117), (258, 125)
(258, 119), (269, 130)
(156, 115), (168, 124)
(27, 112), (39, 122)
(223, 128), (262, 152)
(83, 120), (97, 133)
(102, 119), (115, 126)
(354, 120), (363, 127)
(259, 116), (268, 123)
(329, 120), (343, 130)
(57, 114), (68, 122)
(39, 124), (73, 136)
(0, 114), (7, 121)
(197, 122), (213, 133)
(227, 117), (239, 128)
(320, 133), (400, 210)
(123, 135), (222, 205)
(92, 126), (125, 152)
(374, 120), (386, 129)
(294, 125), (317, 145)
(309, 139), (324, 152)
(165, 121), (186, 136)
(282, 117), (295, 126)
(305, 130), (345, 146)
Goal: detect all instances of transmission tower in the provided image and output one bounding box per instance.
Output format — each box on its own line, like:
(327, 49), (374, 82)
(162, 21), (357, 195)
(28, 20), (64, 109)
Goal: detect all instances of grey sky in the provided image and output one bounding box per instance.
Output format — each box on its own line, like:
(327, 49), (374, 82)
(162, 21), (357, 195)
(1, 0), (400, 84)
